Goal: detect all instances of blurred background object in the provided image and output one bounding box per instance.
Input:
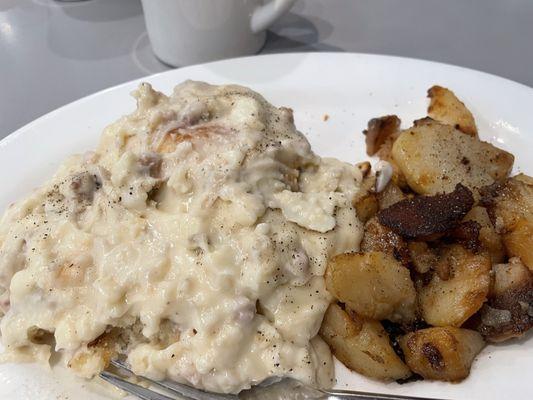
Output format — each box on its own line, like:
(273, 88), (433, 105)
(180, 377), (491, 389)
(1, 0), (532, 137)
(141, 0), (296, 67)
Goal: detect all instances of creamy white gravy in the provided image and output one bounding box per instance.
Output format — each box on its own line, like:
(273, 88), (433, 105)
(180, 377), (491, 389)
(0, 81), (364, 393)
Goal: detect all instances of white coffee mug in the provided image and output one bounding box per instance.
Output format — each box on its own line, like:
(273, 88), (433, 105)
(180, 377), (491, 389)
(141, 0), (297, 67)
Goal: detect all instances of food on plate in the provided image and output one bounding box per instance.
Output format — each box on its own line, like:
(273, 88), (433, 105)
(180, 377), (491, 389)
(408, 241), (437, 274)
(476, 257), (533, 342)
(0, 81), (531, 393)
(399, 327), (485, 381)
(377, 183), (474, 239)
(319, 303), (411, 381)
(363, 115), (406, 189)
(417, 244), (491, 327)
(463, 206), (506, 263)
(376, 180), (406, 210)
(481, 174), (533, 269)
(353, 192), (379, 224)
(391, 118), (514, 196)
(364, 115), (402, 157)
(427, 85), (478, 137)
(324, 252), (416, 322)
(321, 86), (532, 384)
(0, 81), (367, 393)
(360, 217), (409, 266)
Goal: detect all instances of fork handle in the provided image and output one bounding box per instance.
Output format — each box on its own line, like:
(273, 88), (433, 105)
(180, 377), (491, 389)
(324, 389), (445, 400)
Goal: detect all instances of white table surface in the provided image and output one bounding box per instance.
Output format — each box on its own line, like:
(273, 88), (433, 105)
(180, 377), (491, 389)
(1, 0), (532, 137)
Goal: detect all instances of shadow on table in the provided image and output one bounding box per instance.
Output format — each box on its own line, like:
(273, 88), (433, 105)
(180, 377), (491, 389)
(46, 0), (145, 60)
(54, 0), (142, 22)
(197, 11), (342, 85)
(263, 11), (342, 53)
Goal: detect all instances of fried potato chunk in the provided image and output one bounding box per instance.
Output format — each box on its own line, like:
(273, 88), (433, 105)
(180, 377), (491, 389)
(463, 206), (505, 263)
(353, 172), (378, 223)
(361, 217), (410, 265)
(363, 115), (408, 189)
(364, 115), (401, 156)
(377, 182), (406, 210)
(354, 193), (379, 224)
(325, 252), (416, 322)
(427, 86), (477, 137)
(400, 327), (484, 381)
(477, 258), (533, 342)
(492, 257), (532, 296)
(391, 119), (514, 195)
(408, 241), (437, 274)
(482, 174), (533, 270)
(503, 220), (533, 270)
(418, 245), (491, 327)
(319, 303), (411, 380)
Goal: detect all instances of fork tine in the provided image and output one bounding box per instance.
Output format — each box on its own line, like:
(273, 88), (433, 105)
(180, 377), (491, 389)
(110, 359), (238, 400)
(99, 371), (176, 400)
(110, 358), (134, 372)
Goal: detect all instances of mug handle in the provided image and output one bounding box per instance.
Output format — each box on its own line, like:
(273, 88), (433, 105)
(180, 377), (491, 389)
(250, 0), (297, 33)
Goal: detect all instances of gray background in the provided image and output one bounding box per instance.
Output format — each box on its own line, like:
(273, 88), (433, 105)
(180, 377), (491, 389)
(1, 0), (532, 137)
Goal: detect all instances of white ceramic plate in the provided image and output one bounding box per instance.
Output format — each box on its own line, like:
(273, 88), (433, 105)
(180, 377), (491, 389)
(0, 53), (531, 400)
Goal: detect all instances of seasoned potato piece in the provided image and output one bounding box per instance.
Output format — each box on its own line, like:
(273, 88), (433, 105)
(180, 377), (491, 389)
(483, 174), (533, 270)
(419, 245), (491, 327)
(427, 86), (477, 137)
(477, 258), (533, 342)
(319, 303), (411, 380)
(503, 220), (533, 270)
(353, 173), (377, 223)
(390, 166), (408, 190)
(377, 182), (406, 210)
(353, 170), (377, 203)
(361, 217), (409, 265)
(400, 327), (484, 381)
(391, 120), (514, 195)
(363, 116), (408, 189)
(364, 115), (401, 156)
(361, 170), (377, 192)
(492, 257), (532, 296)
(325, 252), (416, 322)
(408, 242), (437, 274)
(354, 193), (379, 223)
(463, 206), (505, 263)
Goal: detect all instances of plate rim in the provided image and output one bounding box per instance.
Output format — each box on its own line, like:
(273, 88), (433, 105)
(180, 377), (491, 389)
(4, 51), (533, 148)
(1, 51), (532, 399)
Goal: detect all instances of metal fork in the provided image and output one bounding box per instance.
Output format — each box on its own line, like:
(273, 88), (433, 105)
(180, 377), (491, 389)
(100, 360), (446, 400)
